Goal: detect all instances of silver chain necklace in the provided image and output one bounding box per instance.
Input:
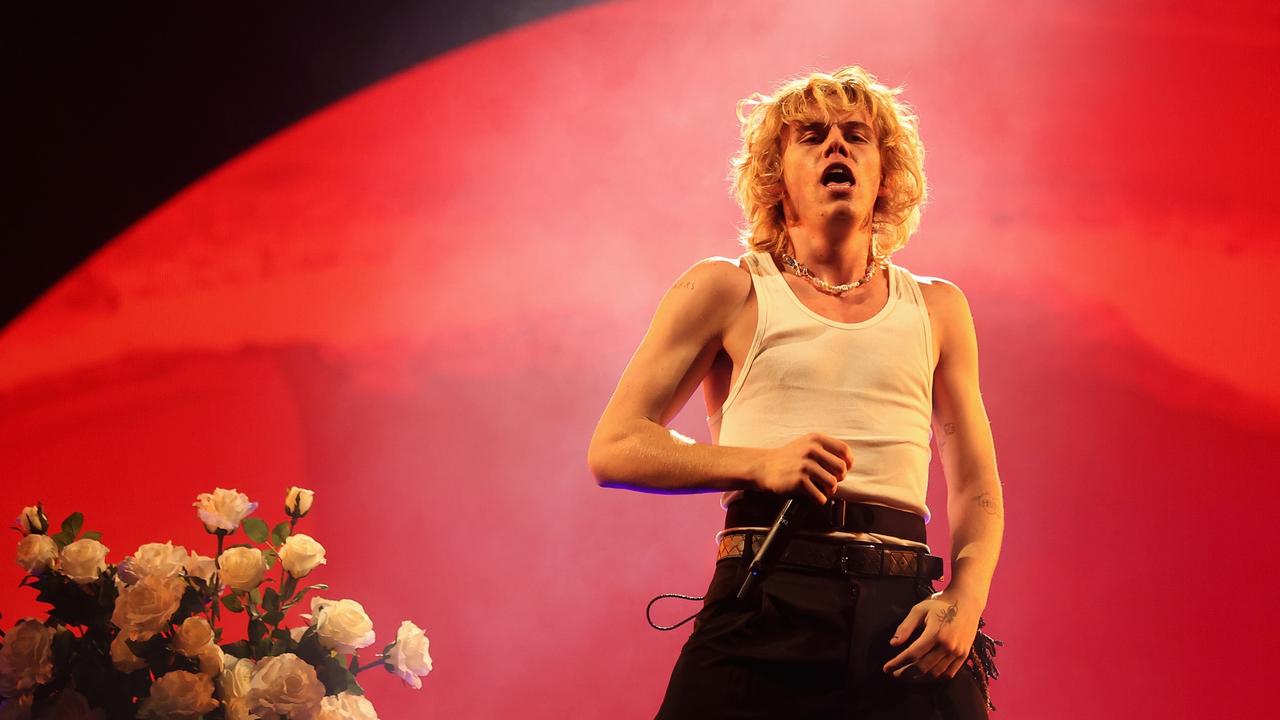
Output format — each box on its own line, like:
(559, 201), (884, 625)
(779, 250), (885, 295)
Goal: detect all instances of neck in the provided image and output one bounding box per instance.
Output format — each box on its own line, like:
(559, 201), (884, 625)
(782, 222), (877, 283)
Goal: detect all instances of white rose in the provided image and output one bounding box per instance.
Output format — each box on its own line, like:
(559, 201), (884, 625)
(224, 697), (255, 720)
(172, 616), (214, 657)
(219, 654), (256, 702)
(316, 692), (379, 720)
(109, 632), (148, 673)
(246, 653), (324, 720)
(218, 547), (266, 592)
(15, 507), (48, 535)
(193, 488), (258, 533)
(285, 487), (314, 518)
(58, 539), (109, 584)
(0, 620), (55, 696)
(385, 620), (433, 689)
(278, 534), (326, 578)
(183, 550), (217, 584)
(125, 541), (188, 583)
(110, 575), (185, 640)
(137, 670), (219, 719)
(16, 534), (59, 574)
(195, 644), (223, 677)
(307, 598), (375, 655)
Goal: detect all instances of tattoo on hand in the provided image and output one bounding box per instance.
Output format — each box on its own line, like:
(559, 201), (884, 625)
(936, 603), (958, 625)
(976, 492), (1002, 517)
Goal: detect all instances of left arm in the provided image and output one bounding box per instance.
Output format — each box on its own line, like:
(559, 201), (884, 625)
(932, 279), (1004, 610)
(884, 279), (1004, 680)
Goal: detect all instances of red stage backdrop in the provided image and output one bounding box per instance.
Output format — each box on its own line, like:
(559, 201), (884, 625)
(2, 1), (1277, 717)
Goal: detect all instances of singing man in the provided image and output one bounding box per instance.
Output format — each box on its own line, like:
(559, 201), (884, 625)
(588, 66), (1004, 719)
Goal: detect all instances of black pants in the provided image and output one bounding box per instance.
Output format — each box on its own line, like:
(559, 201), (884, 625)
(655, 556), (995, 719)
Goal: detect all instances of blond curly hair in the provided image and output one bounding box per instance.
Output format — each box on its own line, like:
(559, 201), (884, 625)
(730, 67), (927, 260)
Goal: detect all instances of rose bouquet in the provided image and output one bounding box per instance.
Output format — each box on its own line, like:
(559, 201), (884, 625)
(0, 488), (432, 719)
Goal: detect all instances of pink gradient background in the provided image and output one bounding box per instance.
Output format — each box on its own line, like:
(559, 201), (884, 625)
(2, 1), (1277, 717)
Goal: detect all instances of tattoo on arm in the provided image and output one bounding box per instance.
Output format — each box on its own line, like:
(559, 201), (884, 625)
(976, 492), (1002, 517)
(673, 281), (696, 291)
(939, 422), (957, 449)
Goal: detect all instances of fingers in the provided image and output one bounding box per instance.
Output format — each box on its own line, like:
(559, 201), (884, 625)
(810, 445), (849, 480)
(889, 605), (924, 647)
(909, 647), (951, 679)
(800, 477), (829, 506)
(810, 433), (855, 471)
(883, 631), (929, 675)
(885, 627), (972, 680)
(801, 460), (839, 502)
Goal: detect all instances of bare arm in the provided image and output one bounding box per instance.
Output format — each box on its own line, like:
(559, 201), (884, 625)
(928, 280), (1004, 610)
(587, 258), (851, 502)
(883, 279), (1004, 680)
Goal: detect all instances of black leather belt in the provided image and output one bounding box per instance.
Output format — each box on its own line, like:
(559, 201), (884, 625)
(724, 492), (928, 545)
(718, 531), (944, 580)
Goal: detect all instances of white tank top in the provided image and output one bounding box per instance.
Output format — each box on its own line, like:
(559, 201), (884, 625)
(709, 250), (936, 549)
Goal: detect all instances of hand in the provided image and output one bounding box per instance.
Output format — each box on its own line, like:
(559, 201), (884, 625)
(882, 589), (980, 681)
(754, 433), (854, 505)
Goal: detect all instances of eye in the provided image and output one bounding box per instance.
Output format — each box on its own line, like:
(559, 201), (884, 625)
(846, 132), (868, 144)
(800, 132), (820, 143)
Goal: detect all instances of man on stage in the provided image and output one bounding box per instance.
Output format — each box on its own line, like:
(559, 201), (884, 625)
(588, 66), (1004, 718)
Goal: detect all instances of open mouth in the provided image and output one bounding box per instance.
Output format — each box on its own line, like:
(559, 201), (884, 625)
(820, 163), (854, 190)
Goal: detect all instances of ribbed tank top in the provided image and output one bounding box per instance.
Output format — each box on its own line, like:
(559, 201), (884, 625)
(709, 250), (936, 549)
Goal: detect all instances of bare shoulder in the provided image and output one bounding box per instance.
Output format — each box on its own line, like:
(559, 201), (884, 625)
(908, 271), (972, 320)
(667, 254), (754, 319)
(678, 255), (752, 294)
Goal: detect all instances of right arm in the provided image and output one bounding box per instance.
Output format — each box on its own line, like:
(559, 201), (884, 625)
(586, 257), (852, 502)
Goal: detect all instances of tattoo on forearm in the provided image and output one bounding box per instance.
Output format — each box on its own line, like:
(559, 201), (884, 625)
(936, 603), (958, 625)
(939, 422), (957, 449)
(674, 280), (696, 291)
(976, 492), (1002, 517)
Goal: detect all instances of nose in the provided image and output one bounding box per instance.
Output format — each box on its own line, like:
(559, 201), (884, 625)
(822, 128), (849, 158)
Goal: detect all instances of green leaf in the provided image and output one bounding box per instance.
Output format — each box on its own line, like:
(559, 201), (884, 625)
(221, 640), (250, 658)
(80, 530), (102, 541)
(248, 618), (268, 644)
(242, 518), (269, 543)
(270, 521), (292, 547)
(49, 530), (73, 548)
(249, 587), (262, 607)
(262, 609), (285, 625)
(262, 548), (278, 569)
(263, 587), (280, 612)
(289, 583), (329, 607)
(313, 655), (361, 696)
(60, 512), (84, 539)
(222, 594), (245, 613)
(51, 629), (76, 666)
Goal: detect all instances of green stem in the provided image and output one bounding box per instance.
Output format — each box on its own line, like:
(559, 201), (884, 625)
(350, 654), (384, 675)
(211, 532), (226, 627)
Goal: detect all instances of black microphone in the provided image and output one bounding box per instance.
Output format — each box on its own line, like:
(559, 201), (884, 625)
(737, 497), (807, 599)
